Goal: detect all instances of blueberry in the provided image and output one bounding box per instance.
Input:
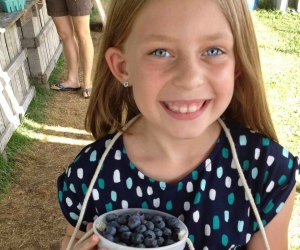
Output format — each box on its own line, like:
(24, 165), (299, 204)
(131, 232), (144, 244)
(135, 224), (147, 233)
(154, 228), (163, 237)
(128, 215), (141, 229)
(145, 221), (155, 230)
(120, 231), (132, 242)
(107, 220), (120, 229)
(163, 227), (172, 237)
(119, 225), (130, 233)
(157, 236), (164, 246)
(117, 214), (129, 224)
(104, 225), (117, 236)
(135, 243), (146, 248)
(144, 237), (158, 248)
(165, 238), (175, 246)
(106, 213), (118, 222)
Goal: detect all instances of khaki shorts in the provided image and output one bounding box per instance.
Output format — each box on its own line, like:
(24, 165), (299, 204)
(45, 0), (92, 17)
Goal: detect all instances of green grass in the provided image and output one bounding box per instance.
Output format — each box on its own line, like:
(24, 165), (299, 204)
(0, 56), (65, 199)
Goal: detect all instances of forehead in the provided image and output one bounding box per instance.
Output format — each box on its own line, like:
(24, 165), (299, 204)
(129, 0), (233, 41)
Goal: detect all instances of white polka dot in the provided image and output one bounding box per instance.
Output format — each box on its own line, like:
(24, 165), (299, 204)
(266, 181), (275, 192)
(205, 224), (211, 236)
(238, 178), (243, 186)
(113, 170), (121, 183)
(122, 200), (128, 209)
(92, 189), (99, 201)
(225, 177), (232, 188)
(84, 147), (91, 153)
(153, 198), (160, 208)
(77, 203), (82, 210)
(136, 186), (143, 197)
(193, 210), (200, 223)
(246, 233), (251, 243)
(248, 207), (251, 217)
(205, 159), (212, 172)
(203, 247), (209, 250)
(105, 139), (111, 148)
(93, 215), (98, 221)
(267, 155), (275, 166)
(184, 202), (190, 211)
(138, 171), (145, 179)
(255, 148), (260, 160)
(209, 189), (216, 201)
(114, 150), (121, 160)
(147, 186), (153, 195)
(66, 197), (73, 207)
(67, 168), (71, 177)
(186, 182), (193, 193)
(224, 210), (229, 222)
(77, 168), (83, 179)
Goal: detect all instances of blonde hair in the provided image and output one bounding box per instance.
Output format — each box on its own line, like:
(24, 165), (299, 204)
(86, 0), (278, 141)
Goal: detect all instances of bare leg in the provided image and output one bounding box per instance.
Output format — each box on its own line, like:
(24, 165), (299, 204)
(72, 15), (94, 92)
(52, 16), (80, 88)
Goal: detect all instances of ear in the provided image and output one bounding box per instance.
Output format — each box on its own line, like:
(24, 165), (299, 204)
(105, 47), (128, 83)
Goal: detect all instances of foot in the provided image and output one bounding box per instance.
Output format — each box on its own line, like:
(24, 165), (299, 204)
(51, 82), (81, 91)
(82, 88), (92, 98)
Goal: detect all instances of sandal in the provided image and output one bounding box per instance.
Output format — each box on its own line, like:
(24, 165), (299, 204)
(82, 88), (92, 99)
(51, 83), (81, 91)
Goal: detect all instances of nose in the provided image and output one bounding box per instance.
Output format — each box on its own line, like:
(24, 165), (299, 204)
(173, 55), (205, 89)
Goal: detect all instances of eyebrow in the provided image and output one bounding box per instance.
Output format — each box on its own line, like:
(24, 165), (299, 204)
(143, 32), (233, 43)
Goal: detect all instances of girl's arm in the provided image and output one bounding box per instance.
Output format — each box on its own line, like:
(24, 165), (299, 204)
(61, 223), (102, 250)
(247, 186), (296, 250)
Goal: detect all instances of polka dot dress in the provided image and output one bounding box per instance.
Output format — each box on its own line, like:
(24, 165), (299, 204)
(58, 122), (299, 249)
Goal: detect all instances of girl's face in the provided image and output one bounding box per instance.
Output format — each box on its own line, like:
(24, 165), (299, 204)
(123, 0), (236, 139)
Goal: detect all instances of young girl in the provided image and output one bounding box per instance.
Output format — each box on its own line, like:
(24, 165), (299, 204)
(58, 0), (299, 249)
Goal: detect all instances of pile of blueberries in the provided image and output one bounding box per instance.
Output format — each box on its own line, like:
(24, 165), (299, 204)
(99, 210), (183, 248)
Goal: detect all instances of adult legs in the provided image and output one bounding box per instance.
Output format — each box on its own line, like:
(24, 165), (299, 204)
(52, 16), (80, 88)
(72, 15), (94, 93)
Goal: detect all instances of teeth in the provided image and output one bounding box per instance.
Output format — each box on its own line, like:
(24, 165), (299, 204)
(166, 103), (203, 113)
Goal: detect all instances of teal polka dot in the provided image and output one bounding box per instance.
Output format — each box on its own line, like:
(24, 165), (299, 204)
(253, 221), (258, 231)
(288, 159), (293, 169)
(142, 201), (149, 209)
(200, 179), (206, 191)
(58, 191), (63, 202)
(178, 182), (183, 191)
(111, 191), (117, 202)
(70, 212), (78, 221)
(224, 210), (229, 222)
(149, 178), (155, 183)
(126, 178), (133, 189)
(239, 135), (247, 146)
(262, 220), (267, 226)
(89, 150), (97, 162)
(122, 147), (127, 154)
(263, 171), (269, 184)
(228, 193), (235, 205)
(105, 202), (113, 211)
(213, 215), (220, 230)
(222, 148), (229, 159)
(251, 167), (258, 179)
(81, 183), (87, 195)
(243, 160), (249, 171)
(194, 192), (201, 205)
(98, 178), (105, 189)
(159, 182), (166, 191)
(63, 181), (68, 192)
(69, 183), (76, 193)
(129, 162), (135, 169)
(237, 220), (244, 232)
(255, 193), (261, 205)
(166, 200), (173, 210)
(262, 138), (270, 146)
(276, 202), (284, 213)
(263, 200), (274, 214)
(192, 171), (198, 180)
(221, 234), (229, 247)
(188, 234), (195, 244)
(282, 148), (289, 158)
(73, 155), (81, 163)
(278, 175), (287, 185)
(217, 167), (223, 178)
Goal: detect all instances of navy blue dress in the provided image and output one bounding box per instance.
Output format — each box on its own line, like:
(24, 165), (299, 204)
(57, 122), (299, 249)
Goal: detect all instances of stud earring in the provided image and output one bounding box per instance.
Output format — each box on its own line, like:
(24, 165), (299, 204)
(123, 81), (129, 88)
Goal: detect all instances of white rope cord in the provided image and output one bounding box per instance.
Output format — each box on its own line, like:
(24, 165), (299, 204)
(66, 116), (140, 250)
(66, 116), (269, 250)
(218, 119), (270, 250)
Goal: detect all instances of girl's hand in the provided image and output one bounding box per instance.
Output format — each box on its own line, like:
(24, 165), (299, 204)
(61, 223), (108, 250)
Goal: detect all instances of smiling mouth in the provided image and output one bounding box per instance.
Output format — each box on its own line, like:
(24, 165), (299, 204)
(164, 101), (207, 114)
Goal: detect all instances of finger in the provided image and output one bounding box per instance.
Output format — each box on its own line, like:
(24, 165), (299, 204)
(86, 222), (94, 231)
(75, 234), (99, 250)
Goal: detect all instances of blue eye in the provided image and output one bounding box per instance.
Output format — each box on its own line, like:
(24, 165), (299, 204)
(151, 49), (171, 57)
(205, 48), (223, 56)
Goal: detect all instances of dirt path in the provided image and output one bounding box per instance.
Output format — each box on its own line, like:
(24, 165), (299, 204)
(0, 27), (101, 249)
